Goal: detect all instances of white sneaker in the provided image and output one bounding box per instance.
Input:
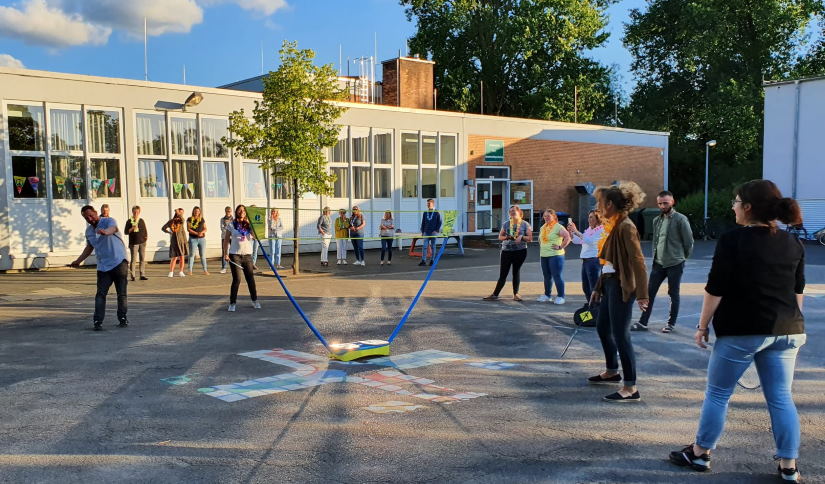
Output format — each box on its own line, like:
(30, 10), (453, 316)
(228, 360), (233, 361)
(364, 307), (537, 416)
(228, 304), (236, 312)
(178, 272), (186, 277)
(168, 271), (174, 278)
(252, 301), (261, 309)
(536, 294), (550, 302)
(360, 261), (366, 266)
(554, 297), (565, 305)
(342, 260), (348, 265)
(387, 261), (391, 265)
(220, 268), (227, 274)
(380, 261), (384, 265)
(336, 260), (341, 265)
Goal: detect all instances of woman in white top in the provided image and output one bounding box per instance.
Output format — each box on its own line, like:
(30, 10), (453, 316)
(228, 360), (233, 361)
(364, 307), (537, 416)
(379, 210), (395, 265)
(268, 208), (285, 269)
(224, 204), (260, 312)
(568, 210), (605, 304)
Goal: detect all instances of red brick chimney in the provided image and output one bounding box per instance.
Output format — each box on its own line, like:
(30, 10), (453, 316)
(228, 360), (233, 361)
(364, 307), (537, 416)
(381, 56), (435, 110)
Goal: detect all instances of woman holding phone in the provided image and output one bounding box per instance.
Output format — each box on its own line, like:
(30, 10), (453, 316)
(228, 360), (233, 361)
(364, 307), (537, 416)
(484, 205), (532, 302)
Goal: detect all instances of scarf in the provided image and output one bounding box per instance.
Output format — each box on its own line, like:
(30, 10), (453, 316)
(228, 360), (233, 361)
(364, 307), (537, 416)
(598, 215), (619, 265)
(188, 216), (202, 231)
(233, 219), (251, 240)
(539, 220), (557, 244)
(170, 216), (182, 232)
(129, 217), (140, 232)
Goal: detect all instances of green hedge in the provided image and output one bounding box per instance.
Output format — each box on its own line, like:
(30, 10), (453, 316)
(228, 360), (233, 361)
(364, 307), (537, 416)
(675, 188), (737, 238)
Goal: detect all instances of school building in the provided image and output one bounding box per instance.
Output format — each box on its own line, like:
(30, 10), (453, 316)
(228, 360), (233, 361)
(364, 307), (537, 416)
(0, 59), (669, 270)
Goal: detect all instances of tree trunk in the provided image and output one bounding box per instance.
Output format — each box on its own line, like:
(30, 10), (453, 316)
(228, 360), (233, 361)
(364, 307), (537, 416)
(292, 178), (300, 275)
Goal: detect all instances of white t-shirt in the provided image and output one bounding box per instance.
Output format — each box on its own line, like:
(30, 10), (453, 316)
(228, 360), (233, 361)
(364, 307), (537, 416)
(227, 222), (253, 255)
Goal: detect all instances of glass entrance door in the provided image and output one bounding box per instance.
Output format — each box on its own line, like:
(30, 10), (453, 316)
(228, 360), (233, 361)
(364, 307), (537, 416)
(509, 179), (533, 225)
(476, 180), (492, 230)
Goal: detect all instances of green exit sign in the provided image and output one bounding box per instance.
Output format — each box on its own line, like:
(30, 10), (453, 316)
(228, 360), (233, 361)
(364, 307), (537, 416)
(484, 140), (504, 162)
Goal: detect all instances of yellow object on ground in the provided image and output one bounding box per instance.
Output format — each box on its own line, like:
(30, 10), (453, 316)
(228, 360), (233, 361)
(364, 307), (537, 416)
(329, 340), (390, 361)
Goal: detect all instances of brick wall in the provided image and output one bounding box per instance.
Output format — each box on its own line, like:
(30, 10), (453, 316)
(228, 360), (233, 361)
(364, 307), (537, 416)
(468, 135), (664, 222)
(381, 58), (434, 109)
(381, 60), (398, 107)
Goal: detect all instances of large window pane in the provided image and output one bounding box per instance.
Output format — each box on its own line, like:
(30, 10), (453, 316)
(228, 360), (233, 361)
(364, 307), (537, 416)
(50, 109), (83, 152)
(510, 181), (532, 205)
(171, 160), (200, 199)
(136, 113), (166, 156)
(170, 117), (198, 156)
(374, 132), (391, 164)
(352, 134), (369, 163)
(139, 159), (168, 197)
(422, 134), (437, 165)
(402, 168), (418, 198)
(401, 132), (418, 165)
(354, 166), (370, 198)
(330, 138), (347, 163)
(87, 110), (121, 154)
(51, 155), (87, 199)
(422, 167), (437, 198)
(201, 118), (229, 158)
(272, 175), (292, 199)
(204, 161), (230, 198)
(440, 169), (455, 197)
(8, 104), (44, 151)
(11, 156), (46, 198)
(374, 168), (391, 198)
(91, 158), (122, 198)
(244, 163), (266, 198)
(332, 167), (349, 198)
(440, 135), (456, 166)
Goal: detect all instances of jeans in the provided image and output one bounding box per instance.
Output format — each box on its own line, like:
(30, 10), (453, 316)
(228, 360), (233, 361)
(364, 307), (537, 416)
(581, 257), (602, 303)
(229, 254), (257, 304)
(596, 276), (637, 385)
(129, 243), (146, 278)
(251, 240), (259, 267)
(95, 260), (128, 323)
(320, 234), (332, 263)
(492, 249), (527, 296)
(421, 233), (437, 262)
(380, 236), (394, 261)
(269, 237), (282, 266)
(639, 261), (684, 326)
(540, 255), (565, 298)
(352, 236), (364, 262)
(221, 236), (229, 270)
(695, 334), (806, 458)
(188, 237), (207, 272)
(336, 238), (348, 261)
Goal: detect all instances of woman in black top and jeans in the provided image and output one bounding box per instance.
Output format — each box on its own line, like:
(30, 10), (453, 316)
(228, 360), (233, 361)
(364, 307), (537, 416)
(484, 205), (532, 302)
(669, 180), (806, 482)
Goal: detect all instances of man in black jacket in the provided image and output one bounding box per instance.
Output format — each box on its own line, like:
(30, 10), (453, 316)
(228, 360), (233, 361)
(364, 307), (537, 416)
(419, 198), (442, 266)
(124, 205), (149, 281)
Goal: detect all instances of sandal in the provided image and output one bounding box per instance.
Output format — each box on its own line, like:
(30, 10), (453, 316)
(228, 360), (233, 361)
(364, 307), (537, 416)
(513, 294), (523, 302)
(482, 295), (499, 301)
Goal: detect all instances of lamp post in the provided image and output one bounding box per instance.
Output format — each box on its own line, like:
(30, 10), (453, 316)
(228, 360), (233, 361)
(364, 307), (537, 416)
(704, 140), (717, 239)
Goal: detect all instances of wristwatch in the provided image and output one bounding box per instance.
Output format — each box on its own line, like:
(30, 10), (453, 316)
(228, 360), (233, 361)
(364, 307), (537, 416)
(696, 324), (709, 332)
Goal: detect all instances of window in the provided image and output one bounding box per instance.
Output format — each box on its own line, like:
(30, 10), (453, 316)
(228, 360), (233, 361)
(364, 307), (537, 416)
(11, 156), (46, 198)
(8, 104), (44, 151)
(51, 155), (87, 199)
(374, 168), (391, 198)
(422, 167), (437, 198)
(172, 160), (200, 199)
(402, 169), (418, 198)
(330, 138), (347, 163)
(136, 113), (166, 156)
(374, 132), (391, 164)
(422, 134), (437, 165)
(352, 133), (369, 163)
(91, 159), (122, 198)
(204, 161), (230, 198)
(354, 166), (370, 198)
(440, 169), (455, 197)
(50, 109), (83, 152)
(510, 181), (532, 205)
(272, 175), (292, 200)
(87, 110), (121, 154)
(440, 135), (456, 166)
(170, 117), (198, 156)
(244, 163), (266, 198)
(402, 132), (418, 165)
(201, 118), (228, 158)
(476, 167), (509, 179)
(139, 160), (168, 197)
(332, 167), (349, 198)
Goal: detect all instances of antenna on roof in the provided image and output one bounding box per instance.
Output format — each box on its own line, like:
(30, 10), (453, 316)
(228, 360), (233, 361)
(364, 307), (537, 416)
(260, 41), (264, 75)
(143, 17), (148, 81)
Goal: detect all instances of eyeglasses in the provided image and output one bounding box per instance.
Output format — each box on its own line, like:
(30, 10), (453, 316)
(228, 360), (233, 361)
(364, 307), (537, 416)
(731, 199), (743, 207)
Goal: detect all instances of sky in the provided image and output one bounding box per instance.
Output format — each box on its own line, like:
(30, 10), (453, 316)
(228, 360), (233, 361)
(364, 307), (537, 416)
(0, 0), (646, 93)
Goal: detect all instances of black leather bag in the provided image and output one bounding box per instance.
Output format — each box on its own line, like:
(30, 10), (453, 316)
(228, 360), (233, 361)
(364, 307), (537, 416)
(574, 303), (599, 327)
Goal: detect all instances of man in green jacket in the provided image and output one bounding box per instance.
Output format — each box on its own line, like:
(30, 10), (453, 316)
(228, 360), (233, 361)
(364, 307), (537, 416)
(632, 190), (694, 333)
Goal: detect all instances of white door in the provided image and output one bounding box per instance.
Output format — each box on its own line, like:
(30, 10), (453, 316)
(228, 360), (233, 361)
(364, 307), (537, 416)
(509, 180), (534, 226)
(476, 180), (492, 231)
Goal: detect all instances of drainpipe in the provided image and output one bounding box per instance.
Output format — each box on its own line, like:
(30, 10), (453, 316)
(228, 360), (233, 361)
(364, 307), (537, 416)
(791, 80), (801, 199)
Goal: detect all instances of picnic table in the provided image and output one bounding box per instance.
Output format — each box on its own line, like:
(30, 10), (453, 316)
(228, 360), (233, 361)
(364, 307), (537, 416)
(395, 232), (469, 257)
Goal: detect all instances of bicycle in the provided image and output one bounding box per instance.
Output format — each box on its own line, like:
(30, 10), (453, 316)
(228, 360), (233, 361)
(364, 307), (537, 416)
(785, 223), (809, 240)
(813, 226), (825, 246)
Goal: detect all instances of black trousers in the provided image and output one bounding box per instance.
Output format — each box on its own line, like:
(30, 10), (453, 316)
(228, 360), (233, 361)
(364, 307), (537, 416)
(95, 260), (128, 322)
(596, 276), (637, 385)
(493, 249), (528, 296)
(229, 254), (258, 304)
(638, 261), (684, 326)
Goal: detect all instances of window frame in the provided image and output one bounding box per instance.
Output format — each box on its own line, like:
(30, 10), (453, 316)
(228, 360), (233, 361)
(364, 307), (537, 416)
(134, 109), (171, 200)
(400, 130), (420, 199)
(4, 100), (48, 201)
(85, 105), (124, 199)
(371, 128), (392, 200)
(200, 115), (231, 200)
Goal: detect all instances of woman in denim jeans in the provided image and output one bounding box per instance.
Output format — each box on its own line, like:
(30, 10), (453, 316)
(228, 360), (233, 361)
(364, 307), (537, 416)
(268, 208), (285, 269)
(379, 210), (395, 265)
(669, 180), (806, 482)
(568, 210), (604, 304)
(186, 206), (208, 275)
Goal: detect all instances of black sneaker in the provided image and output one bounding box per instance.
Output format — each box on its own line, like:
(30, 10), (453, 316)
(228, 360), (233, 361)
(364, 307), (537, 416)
(418, 261), (426, 266)
(587, 373), (622, 384)
(778, 465), (801, 482)
(669, 444), (711, 472)
(428, 260), (434, 266)
(630, 322), (648, 331)
(117, 318), (129, 328)
(130, 275), (135, 281)
(140, 276), (149, 280)
(93, 320), (102, 331)
(603, 391), (641, 402)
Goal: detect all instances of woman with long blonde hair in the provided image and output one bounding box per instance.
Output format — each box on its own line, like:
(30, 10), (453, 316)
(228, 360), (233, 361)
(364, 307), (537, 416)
(484, 205), (533, 302)
(161, 208), (188, 278)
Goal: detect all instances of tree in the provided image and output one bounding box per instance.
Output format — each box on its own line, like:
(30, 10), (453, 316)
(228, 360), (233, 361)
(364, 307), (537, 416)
(623, 0), (823, 196)
(225, 41), (347, 274)
(402, 0), (617, 122)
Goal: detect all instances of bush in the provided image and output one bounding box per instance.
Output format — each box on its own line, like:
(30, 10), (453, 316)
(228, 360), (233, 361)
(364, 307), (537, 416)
(676, 188), (737, 238)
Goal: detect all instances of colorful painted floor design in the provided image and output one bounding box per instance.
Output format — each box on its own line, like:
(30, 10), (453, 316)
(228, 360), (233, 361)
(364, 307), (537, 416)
(466, 361), (518, 370)
(198, 349), (485, 404)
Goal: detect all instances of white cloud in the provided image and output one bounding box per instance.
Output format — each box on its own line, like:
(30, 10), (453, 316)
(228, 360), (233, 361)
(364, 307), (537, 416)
(0, 0), (111, 47)
(201, 0), (288, 16)
(63, 0), (204, 37)
(0, 54), (25, 68)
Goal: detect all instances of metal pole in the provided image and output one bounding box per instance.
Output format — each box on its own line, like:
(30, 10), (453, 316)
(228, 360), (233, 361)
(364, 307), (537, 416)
(480, 80), (484, 114)
(704, 144), (709, 239)
(143, 17), (148, 81)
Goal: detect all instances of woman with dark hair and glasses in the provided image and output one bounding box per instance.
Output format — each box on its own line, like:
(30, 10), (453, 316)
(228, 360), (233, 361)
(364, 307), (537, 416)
(223, 204), (260, 312)
(669, 180), (806, 482)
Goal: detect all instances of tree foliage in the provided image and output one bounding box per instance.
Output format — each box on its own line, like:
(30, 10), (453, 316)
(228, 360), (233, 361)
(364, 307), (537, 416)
(225, 41), (347, 273)
(623, 0), (823, 196)
(402, 0), (617, 123)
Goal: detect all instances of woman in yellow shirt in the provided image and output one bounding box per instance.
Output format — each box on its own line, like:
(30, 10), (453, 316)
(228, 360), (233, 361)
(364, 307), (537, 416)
(537, 209), (571, 304)
(334, 208), (350, 265)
